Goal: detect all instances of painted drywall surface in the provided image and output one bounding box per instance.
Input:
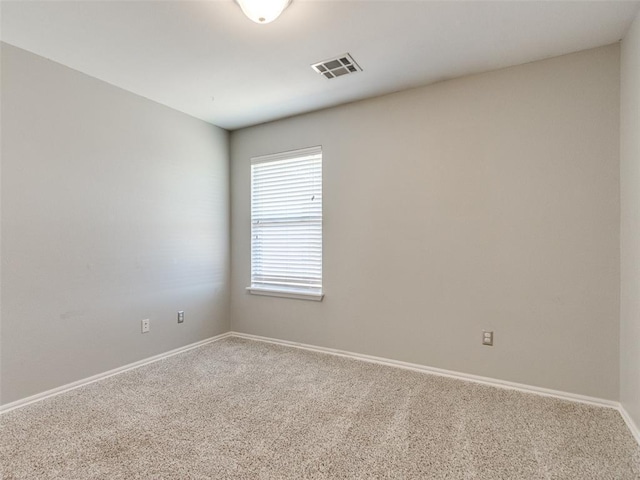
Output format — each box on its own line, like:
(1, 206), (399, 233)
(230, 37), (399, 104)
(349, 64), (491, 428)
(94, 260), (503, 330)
(230, 45), (620, 400)
(0, 43), (230, 405)
(621, 12), (640, 430)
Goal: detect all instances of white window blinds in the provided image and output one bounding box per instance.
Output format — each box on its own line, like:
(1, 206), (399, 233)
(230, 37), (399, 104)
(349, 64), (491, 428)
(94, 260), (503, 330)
(250, 146), (323, 299)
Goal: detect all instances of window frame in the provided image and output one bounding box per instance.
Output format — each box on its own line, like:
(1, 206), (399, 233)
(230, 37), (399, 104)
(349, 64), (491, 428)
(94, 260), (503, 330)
(246, 146), (324, 302)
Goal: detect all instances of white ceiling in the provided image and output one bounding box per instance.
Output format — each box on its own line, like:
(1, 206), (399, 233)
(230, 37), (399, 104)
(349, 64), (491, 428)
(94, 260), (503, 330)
(2, 1), (639, 130)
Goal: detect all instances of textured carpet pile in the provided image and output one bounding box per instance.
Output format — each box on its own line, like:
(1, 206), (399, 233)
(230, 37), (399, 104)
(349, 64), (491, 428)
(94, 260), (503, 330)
(1, 337), (639, 479)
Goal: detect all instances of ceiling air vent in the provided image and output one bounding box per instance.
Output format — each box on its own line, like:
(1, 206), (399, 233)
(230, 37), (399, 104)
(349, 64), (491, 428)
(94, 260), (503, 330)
(311, 53), (362, 80)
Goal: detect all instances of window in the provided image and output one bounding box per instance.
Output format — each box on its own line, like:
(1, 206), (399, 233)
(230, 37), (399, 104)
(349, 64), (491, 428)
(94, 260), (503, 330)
(247, 146), (323, 301)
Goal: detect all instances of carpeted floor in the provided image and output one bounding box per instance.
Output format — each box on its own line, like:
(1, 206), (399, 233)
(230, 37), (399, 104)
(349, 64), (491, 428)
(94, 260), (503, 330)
(1, 337), (639, 479)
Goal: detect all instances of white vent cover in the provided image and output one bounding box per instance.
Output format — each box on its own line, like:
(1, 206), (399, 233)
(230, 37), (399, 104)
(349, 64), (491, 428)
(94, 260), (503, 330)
(311, 53), (362, 79)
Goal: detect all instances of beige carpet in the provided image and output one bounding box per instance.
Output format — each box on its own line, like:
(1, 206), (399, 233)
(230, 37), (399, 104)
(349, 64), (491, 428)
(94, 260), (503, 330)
(1, 337), (639, 479)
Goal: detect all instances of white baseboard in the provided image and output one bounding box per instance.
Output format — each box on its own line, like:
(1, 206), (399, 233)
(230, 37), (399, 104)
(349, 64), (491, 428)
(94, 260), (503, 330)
(0, 332), (233, 414)
(229, 331), (620, 410)
(3, 329), (638, 449)
(619, 405), (640, 446)
(231, 331), (640, 448)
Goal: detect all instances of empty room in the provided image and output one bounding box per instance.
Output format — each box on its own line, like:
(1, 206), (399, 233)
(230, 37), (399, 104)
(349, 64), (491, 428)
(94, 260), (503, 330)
(1, 0), (640, 478)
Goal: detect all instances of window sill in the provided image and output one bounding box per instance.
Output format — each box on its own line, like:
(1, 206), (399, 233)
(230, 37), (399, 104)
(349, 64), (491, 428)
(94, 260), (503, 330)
(246, 286), (324, 302)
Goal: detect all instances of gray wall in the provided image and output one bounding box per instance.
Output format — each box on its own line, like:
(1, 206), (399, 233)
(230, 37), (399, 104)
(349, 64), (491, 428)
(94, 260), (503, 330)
(1, 40), (625, 406)
(621, 11), (640, 429)
(230, 45), (621, 400)
(0, 43), (230, 405)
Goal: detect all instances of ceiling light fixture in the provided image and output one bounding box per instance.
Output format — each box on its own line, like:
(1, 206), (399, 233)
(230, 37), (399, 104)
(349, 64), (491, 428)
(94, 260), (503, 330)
(235, 0), (291, 24)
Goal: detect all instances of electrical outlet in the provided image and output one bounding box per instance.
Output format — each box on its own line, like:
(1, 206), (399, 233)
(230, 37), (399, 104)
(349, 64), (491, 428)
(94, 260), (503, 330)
(177, 311), (184, 324)
(141, 319), (150, 333)
(482, 330), (494, 346)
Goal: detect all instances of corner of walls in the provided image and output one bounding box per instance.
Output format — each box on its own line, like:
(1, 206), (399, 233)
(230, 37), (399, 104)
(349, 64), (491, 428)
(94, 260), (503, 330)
(620, 8), (640, 432)
(228, 131), (237, 334)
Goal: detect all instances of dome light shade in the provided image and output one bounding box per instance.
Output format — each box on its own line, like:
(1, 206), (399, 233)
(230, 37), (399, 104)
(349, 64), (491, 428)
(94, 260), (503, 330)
(235, 0), (292, 24)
